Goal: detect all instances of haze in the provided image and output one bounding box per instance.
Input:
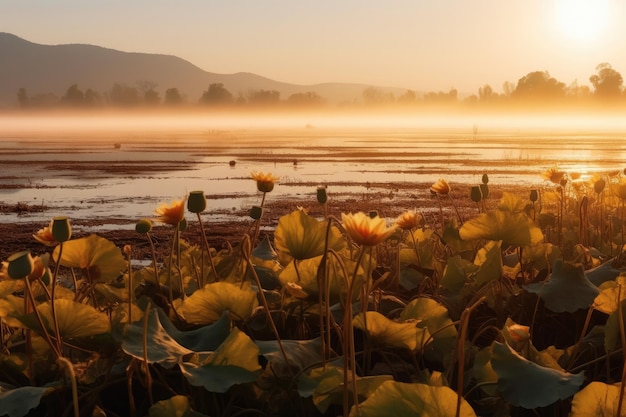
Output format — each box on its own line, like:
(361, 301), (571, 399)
(3, 1), (626, 94)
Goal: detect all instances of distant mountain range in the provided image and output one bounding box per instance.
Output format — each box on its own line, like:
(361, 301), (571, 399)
(0, 32), (410, 107)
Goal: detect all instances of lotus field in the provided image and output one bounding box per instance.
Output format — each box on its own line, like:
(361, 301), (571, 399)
(3, 168), (626, 417)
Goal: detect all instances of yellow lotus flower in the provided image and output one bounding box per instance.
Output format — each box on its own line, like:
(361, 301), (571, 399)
(32, 220), (58, 247)
(341, 212), (397, 246)
(395, 210), (424, 230)
(542, 167), (565, 184)
(251, 171), (279, 193)
(430, 178), (450, 195)
(154, 199), (185, 226)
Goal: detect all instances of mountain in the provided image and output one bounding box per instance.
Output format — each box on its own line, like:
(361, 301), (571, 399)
(0, 32), (409, 107)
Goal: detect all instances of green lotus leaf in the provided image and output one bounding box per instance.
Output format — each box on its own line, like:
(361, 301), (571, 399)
(53, 234), (126, 283)
(459, 209), (543, 248)
(570, 381), (622, 417)
(491, 341), (584, 409)
(587, 261), (625, 286)
(252, 234), (279, 261)
(399, 298), (457, 364)
(0, 386), (52, 417)
(440, 255), (476, 292)
(122, 306), (192, 368)
(157, 307), (230, 352)
(179, 328), (261, 393)
(497, 191), (528, 213)
(298, 364), (391, 413)
(471, 346), (498, 395)
(525, 259), (599, 313)
(593, 275), (626, 314)
(473, 240), (503, 287)
(350, 380), (477, 417)
(353, 311), (430, 352)
(36, 299), (110, 339)
(148, 395), (208, 417)
(257, 337), (323, 377)
(274, 209), (346, 265)
(177, 281), (258, 325)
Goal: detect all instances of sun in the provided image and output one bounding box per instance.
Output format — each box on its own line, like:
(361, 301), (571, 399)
(554, 0), (610, 43)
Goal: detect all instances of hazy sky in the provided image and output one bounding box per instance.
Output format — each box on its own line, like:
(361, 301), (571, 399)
(3, 0), (626, 94)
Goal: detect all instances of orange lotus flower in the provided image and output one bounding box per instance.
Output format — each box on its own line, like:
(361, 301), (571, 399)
(341, 212), (397, 246)
(251, 171), (279, 193)
(154, 199), (185, 226)
(32, 220), (58, 247)
(395, 210), (423, 230)
(430, 178), (450, 195)
(542, 167), (565, 184)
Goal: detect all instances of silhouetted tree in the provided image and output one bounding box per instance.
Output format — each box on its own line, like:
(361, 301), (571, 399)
(84, 89), (103, 107)
(423, 89), (457, 103)
(397, 89), (417, 105)
(589, 63), (623, 100)
(17, 88), (29, 108)
(109, 83), (140, 106)
(565, 80), (592, 101)
(363, 87), (394, 106)
(248, 89), (280, 105)
(136, 80), (160, 105)
(511, 71), (566, 101)
(164, 88), (184, 105)
(200, 83), (234, 105)
(61, 84), (85, 106)
(29, 93), (59, 108)
(286, 91), (324, 106)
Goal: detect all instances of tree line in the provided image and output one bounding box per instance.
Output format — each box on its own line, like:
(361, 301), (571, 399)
(11, 63), (626, 110)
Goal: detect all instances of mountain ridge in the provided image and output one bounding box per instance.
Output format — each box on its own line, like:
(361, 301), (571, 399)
(0, 32), (410, 106)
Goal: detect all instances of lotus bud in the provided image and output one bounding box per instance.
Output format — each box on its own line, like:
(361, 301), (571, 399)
(594, 179), (606, 194)
(479, 183), (490, 199)
(560, 178), (568, 187)
(123, 245), (132, 256)
(135, 218), (153, 234)
(481, 173), (489, 184)
(7, 250), (34, 279)
(250, 205), (263, 220)
(51, 216), (72, 242)
(187, 190), (207, 213)
(178, 218), (188, 231)
(316, 186), (328, 204)
(529, 189), (539, 202)
(470, 185), (483, 203)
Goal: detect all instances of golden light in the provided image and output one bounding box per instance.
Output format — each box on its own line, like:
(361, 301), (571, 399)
(554, 0), (610, 43)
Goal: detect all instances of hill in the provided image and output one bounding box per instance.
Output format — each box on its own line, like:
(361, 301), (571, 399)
(0, 32), (409, 107)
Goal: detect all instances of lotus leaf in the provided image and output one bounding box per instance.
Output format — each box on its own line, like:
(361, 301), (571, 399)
(473, 240), (503, 287)
(587, 261), (625, 286)
(525, 259), (599, 313)
(148, 395), (208, 417)
(497, 191), (527, 213)
(441, 255), (476, 292)
(298, 364), (391, 413)
(0, 279), (22, 299)
(353, 311), (430, 351)
(593, 275), (626, 314)
(570, 381), (622, 417)
(157, 308), (230, 352)
(252, 234), (279, 261)
(53, 234), (126, 283)
(36, 299), (110, 339)
(122, 306), (192, 368)
(176, 281), (258, 325)
(491, 341), (584, 408)
(350, 380), (477, 417)
(604, 299), (626, 351)
(179, 327), (261, 393)
(257, 337), (323, 377)
(459, 209), (543, 248)
(399, 297), (457, 363)
(274, 209), (346, 265)
(0, 294), (25, 328)
(0, 386), (52, 417)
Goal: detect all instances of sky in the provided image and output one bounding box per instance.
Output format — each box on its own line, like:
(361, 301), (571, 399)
(3, 0), (626, 95)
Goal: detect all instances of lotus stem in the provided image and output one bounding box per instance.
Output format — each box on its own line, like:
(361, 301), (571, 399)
(51, 241), (64, 354)
(57, 356), (80, 417)
(196, 212), (218, 286)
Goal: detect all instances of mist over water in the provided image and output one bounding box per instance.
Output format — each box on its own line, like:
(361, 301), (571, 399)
(1, 110), (626, 228)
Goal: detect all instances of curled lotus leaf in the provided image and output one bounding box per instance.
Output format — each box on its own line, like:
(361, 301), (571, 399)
(53, 234), (126, 283)
(350, 380), (477, 417)
(353, 311), (430, 352)
(459, 209), (543, 248)
(525, 259), (599, 313)
(274, 209), (346, 265)
(177, 281), (258, 325)
(570, 381), (622, 417)
(491, 341), (584, 409)
(148, 395), (208, 417)
(593, 275), (626, 314)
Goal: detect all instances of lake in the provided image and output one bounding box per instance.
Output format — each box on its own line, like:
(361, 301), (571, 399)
(2, 111), (626, 229)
